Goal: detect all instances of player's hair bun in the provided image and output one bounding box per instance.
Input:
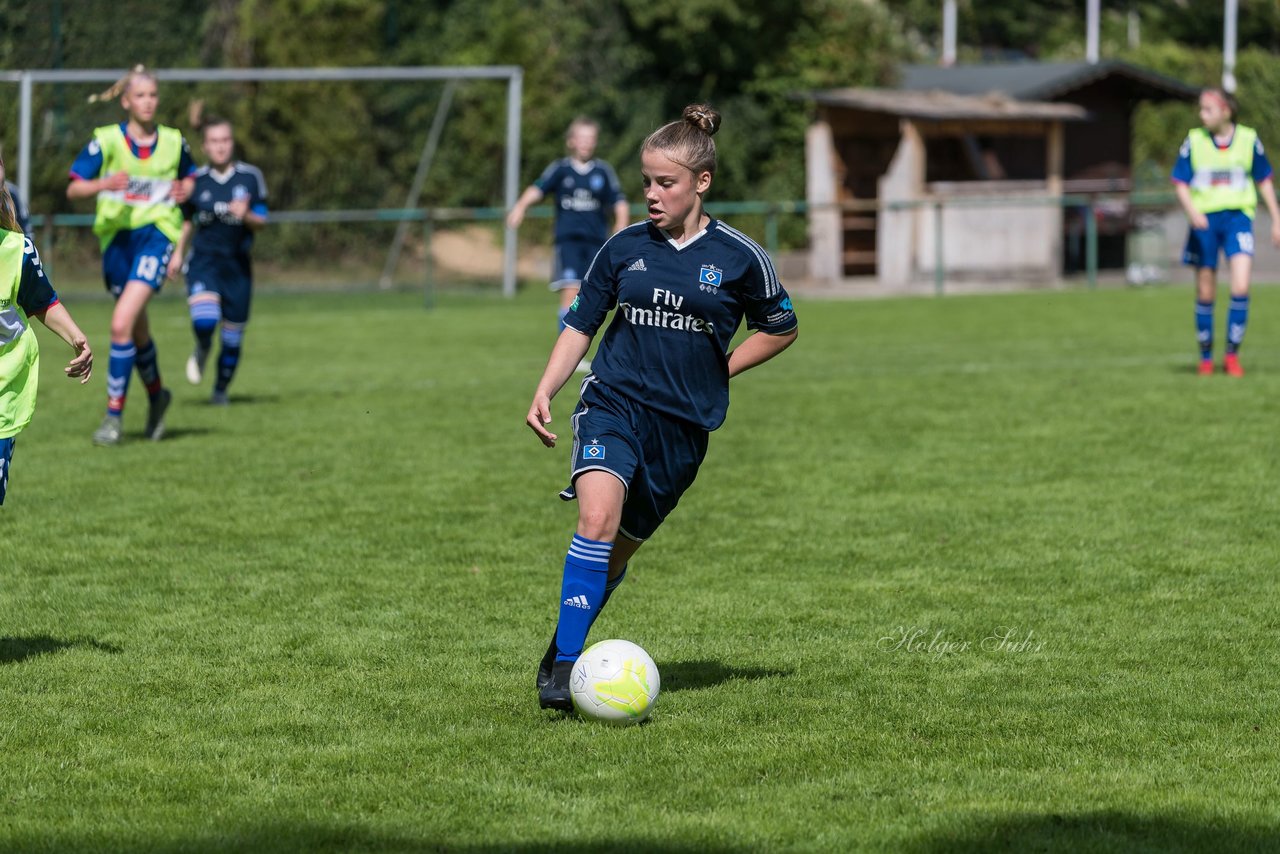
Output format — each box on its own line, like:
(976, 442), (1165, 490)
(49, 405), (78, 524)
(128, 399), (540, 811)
(683, 104), (721, 137)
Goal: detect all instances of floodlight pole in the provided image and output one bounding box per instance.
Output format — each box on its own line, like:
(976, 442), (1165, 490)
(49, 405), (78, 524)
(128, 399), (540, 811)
(1223, 0), (1238, 93)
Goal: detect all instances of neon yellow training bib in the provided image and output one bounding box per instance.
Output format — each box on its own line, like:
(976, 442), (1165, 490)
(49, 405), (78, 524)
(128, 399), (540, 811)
(91, 123), (186, 250)
(0, 230), (40, 439)
(1186, 125), (1260, 218)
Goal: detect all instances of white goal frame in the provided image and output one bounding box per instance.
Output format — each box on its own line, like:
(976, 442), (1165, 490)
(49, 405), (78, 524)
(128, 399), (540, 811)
(2, 65), (524, 296)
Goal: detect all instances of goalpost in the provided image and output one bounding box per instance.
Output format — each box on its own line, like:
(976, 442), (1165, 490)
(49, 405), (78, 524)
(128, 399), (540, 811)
(4, 65), (524, 297)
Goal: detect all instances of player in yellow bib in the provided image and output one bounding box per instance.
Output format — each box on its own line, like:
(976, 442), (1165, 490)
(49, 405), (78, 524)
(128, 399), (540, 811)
(0, 171), (94, 504)
(67, 66), (195, 443)
(1171, 88), (1280, 377)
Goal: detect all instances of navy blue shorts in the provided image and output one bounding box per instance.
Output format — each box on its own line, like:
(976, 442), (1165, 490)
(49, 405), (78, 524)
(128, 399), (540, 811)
(0, 436), (15, 505)
(1183, 209), (1255, 269)
(186, 254), (253, 324)
(559, 379), (708, 542)
(551, 239), (603, 291)
(102, 225), (174, 296)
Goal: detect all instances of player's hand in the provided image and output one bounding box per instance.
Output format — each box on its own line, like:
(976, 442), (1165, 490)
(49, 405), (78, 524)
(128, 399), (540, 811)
(65, 336), (93, 384)
(526, 394), (557, 447)
(506, 207), (524, 229)
(101, 172), (129, 192)
(166, 253), (184, 280)
(1189, 210), (1209, 230)
(170, 177), (194, 204)
(1271, 220), (1280, 248)
(227, 197), (250, 221)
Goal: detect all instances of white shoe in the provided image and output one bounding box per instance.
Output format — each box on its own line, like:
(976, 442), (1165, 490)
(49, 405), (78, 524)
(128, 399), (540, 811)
(186, 346), (209, 385)
(575, 359), (592, 373)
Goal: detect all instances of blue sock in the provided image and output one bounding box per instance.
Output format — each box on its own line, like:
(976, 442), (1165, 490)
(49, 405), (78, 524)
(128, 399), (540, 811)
(106, 342), (136, 416)
(215, 322), (245, 393)
(134, 339), (163, 401)
(554, 534), (613, 662)
(191, 310), (218, 354)
(1195, 300), (1214, 360)
(557, 307), (570, 332)
(1226, 295), (1250, 354)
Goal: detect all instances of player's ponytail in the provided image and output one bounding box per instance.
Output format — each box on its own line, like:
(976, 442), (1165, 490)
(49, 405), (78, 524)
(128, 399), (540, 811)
(642, 103), (721, 178)
(0, 182), (18, 234)
(88, 64), (153, 104)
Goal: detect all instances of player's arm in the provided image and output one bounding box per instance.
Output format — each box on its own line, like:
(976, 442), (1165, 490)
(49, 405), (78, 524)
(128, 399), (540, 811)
(167, 220), (193, 279)
(728, 328), (797, 378)
(612, 200), (629, 234)
(36, 303), (93, 383)
(169, 139), (197, 204)
(1259, 178), (1280, 247)
(66, 138), (126, 199)
(526, 328), (593, 448)
(507, 185), (545, 229)
(17, 242), (92, 382)
(67, 172), (127, 198)
(1172, 181), (1207, 230)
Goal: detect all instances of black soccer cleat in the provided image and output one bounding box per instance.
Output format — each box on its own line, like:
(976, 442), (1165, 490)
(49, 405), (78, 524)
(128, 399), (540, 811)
(535, 635), (557, 690)
(538, 659), (575, 712)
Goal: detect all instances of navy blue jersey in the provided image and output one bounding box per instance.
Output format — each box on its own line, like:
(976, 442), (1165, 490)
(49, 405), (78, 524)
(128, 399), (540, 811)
(4, 182), (31, 237)
(533, 158), (625, 244)
(183, 162), (268, 260)
(566, 218), (797, 431)
(16, 234), (58, 316)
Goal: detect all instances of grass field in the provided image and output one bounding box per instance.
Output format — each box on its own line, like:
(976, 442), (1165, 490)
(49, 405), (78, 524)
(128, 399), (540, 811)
(2, 282), (1279, 853)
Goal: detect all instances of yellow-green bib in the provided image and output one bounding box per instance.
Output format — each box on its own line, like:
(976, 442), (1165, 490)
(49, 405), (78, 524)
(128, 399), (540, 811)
(0, 231), (40, 438)
(1188, 125), (1259, 218)
(91, 123), (185, 250)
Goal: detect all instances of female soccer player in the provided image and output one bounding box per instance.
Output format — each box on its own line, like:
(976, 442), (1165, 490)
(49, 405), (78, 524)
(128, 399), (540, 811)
(507, 117), (629, 337)
(1171, 87), (1280, 376)
(525, 104), (799, 711)
(0, 178), (94, 504)
(167, 117), (268, 405)
(67, 65), (195, 443)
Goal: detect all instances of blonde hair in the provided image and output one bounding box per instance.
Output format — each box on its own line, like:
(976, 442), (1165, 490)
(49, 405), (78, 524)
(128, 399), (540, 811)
(0, 183), (18, 234)
(642, 104), (721, 178)
(88, 64), (155, 104)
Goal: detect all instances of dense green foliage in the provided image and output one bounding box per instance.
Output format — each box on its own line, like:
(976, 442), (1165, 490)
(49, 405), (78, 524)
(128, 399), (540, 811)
(1, 2), (1276, 217)
(2, 284), (1280, 850)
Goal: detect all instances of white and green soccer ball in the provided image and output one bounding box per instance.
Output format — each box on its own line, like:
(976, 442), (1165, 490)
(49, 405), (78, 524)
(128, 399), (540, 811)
(570, 639), (660, 725)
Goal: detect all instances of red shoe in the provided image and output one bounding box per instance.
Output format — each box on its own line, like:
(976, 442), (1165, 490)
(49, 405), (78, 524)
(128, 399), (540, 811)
(1198, 359), (1215, 376)
(1223, 353), (1245, 377)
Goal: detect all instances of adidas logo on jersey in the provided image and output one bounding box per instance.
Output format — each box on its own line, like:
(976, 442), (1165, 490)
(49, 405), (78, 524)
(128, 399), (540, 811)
(563, 594), (591, 610)
(627, 258), (648, 272)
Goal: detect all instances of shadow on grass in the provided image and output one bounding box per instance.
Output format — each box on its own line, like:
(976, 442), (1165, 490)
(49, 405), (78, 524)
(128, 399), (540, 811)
(0, 635), (122, 664)
(133, 426), (215, 442)
(206, 393), (280, 406)
(906, 811), (1280, 853)
(660, 659), (790, 693)
(0, 827), (748, 853)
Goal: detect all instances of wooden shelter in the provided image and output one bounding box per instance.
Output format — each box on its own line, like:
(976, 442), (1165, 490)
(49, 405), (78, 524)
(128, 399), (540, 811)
(805, 61), (1200, 286)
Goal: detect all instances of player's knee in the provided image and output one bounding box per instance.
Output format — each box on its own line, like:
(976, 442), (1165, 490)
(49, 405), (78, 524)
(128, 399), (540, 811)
(576, 507), (620, 542)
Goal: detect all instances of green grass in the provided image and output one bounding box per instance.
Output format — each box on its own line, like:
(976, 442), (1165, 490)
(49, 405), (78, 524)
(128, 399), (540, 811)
(3, 283), (1280, 852)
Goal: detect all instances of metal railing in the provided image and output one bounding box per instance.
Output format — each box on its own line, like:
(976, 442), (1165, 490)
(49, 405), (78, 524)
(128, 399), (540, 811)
(26, 192), (1182, 302)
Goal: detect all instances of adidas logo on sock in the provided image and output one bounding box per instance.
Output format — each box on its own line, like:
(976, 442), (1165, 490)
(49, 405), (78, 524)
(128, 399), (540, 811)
(562, 594), (591, 609)
(627, 258), (647, 272)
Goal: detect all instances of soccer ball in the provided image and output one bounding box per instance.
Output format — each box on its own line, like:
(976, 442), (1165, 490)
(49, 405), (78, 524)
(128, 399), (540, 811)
(570, 639), (660, 725)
